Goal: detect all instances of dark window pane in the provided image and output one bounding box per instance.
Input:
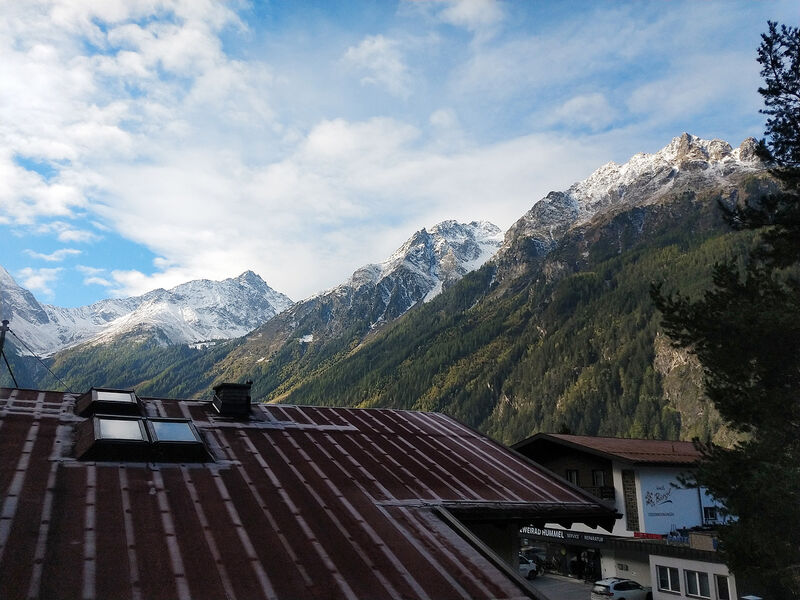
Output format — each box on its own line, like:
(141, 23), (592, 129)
(699, 573), (710, 597)
(592, 470), (605, 486)
(716, 575), (730, 600)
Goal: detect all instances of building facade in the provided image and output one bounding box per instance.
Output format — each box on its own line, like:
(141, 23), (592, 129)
(513, 433), (748, 600)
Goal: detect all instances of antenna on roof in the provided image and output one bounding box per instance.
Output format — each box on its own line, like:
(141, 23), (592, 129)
(1, 322), (73, 393)
(0, 319), (19, 388)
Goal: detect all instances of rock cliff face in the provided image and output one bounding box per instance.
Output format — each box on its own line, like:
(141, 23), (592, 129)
(0, 267), (292, 356)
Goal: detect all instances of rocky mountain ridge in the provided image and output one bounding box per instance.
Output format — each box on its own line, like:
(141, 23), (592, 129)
(329, 219), (503, 321)
(0, 268), (292, 356)
(206, 220), (504, 393)
(497, 133), (762, 273)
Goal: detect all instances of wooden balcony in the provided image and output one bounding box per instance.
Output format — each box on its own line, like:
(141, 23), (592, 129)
(583, 485), (616, 501)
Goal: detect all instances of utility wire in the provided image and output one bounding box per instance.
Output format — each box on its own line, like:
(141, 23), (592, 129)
(7, 328), (74, 394)
(0, 318), (16, 387)
(1, 351), (18, 388)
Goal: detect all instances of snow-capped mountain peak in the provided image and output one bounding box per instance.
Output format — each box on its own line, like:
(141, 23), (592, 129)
(566, 133), (760, 222)
(278, 220), (503, 344)
(340, 220), (502, 306)
(0, 269), (293, 356)
(379, 220), (503, 283)
(501, 133), (762, 257)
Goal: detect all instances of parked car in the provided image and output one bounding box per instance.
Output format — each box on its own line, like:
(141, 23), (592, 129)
(590, 577), (652, 600)
(518, 554), (539, 580)
(520, 545), (547, 566)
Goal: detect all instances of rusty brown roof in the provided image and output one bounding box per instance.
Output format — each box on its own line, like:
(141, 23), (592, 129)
(514, 433), (702, 465)
(0, 387), (617, 600)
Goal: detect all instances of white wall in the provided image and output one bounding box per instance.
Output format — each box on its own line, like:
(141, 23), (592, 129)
(638, 467), (725, 534)
(649, 554), (736, 600)
(638, 466), (701, 533)
(606, 546), (652, 586)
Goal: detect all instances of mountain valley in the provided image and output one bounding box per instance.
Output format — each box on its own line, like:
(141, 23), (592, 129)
(0, 134), (775, 446)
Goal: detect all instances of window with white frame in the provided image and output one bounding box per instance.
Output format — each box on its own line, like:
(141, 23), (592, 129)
(715, 574), (731, 600)
(685, 569), (710, 598)
(657, 565), (680, 593)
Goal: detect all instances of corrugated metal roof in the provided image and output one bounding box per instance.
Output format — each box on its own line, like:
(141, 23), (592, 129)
(0, 388), (617, 599)
(514, 433), (701, 465)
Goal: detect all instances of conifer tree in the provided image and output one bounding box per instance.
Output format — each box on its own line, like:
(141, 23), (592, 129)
(654, 21), (800, 599)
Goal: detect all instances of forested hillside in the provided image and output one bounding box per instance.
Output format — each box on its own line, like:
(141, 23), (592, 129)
(264, 182), (768, 445)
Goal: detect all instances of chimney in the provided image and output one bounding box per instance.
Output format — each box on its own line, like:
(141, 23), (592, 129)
(213, 381), (252, 418)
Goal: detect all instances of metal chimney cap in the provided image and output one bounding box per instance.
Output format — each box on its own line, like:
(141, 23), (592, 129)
(212, 381), (252, 418)
(213, 381), (252, 392)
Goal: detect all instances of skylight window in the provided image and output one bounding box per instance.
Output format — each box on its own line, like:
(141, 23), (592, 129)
(75, 387), (142, 417)
(75, 415), (149, 462)
(146, 418), (209, 462)
(75, 416), (211, 463)
(99, 417), (147, 441)
(150, 420), (197, 442)
(95, 390), (136, 403)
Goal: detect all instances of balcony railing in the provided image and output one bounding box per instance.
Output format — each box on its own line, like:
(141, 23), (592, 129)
(582, 485), (615, 501)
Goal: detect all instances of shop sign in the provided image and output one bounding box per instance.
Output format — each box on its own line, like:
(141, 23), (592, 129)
(521, 526), (606, 545)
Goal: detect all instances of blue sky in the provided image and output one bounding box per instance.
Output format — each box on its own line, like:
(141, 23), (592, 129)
(0, 0), (796, 307)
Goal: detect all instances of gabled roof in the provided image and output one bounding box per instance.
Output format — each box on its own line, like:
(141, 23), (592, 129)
(513, 433), (702, 466)
(0, 387), (617, 600)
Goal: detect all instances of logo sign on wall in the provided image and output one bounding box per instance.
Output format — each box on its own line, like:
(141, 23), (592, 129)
(644, 485), (676, 518)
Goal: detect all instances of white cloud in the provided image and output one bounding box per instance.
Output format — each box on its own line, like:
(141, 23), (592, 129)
(1, 0), (793, 306)
(626, 51), (760, 125)
(343, 35), (411, 98)
(24, 248), (82, 262)
(84, 276), (113, 287)
(0, 0), (256, 224)
(430, 108), (458, 129)
(438, 0), (504, 33)
(0, 152), (85, 225)
(76, 265), (105, 275)
(543, 93), (617, 132)
(91, 114), (612, 299)
(34, 222), (101, 243)
(76, 265), (113, 287)
(17, 267), (62, 297)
